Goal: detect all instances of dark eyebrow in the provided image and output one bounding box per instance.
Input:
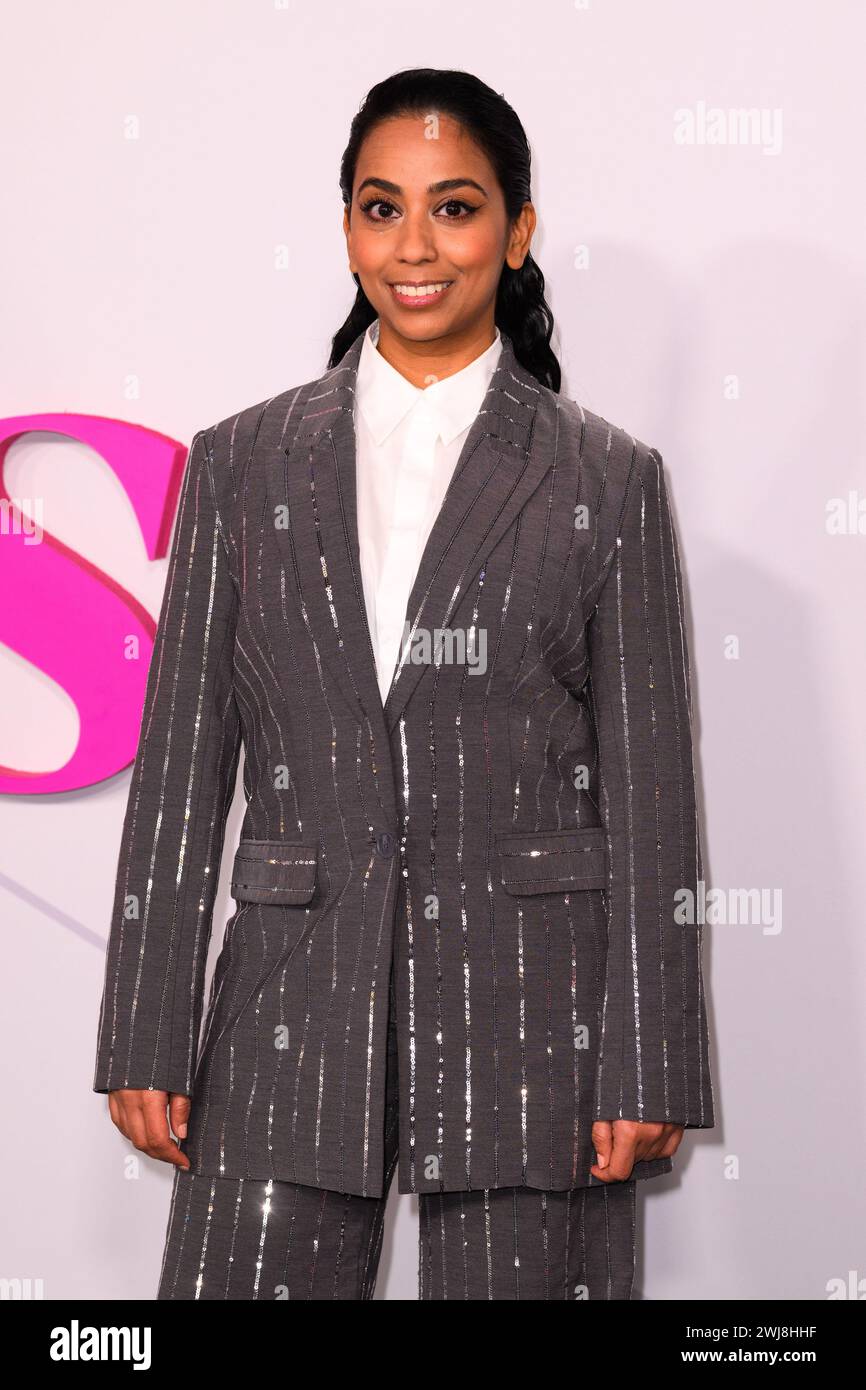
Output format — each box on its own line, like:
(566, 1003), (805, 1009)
(356, 176), (488, 199)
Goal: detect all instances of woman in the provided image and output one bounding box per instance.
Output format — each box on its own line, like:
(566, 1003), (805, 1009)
(94, 67), (714, 1301)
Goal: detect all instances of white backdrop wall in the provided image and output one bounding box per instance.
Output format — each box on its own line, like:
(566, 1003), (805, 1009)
(1, 0), (864, 1300)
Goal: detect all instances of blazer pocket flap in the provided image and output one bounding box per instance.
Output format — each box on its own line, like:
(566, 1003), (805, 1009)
(230, 838), (319, 905)
(495, 826), (607, 895)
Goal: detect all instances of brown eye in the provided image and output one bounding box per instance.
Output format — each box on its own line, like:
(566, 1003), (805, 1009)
(436, 199), (478, 221)
(360, 198), (398, 221)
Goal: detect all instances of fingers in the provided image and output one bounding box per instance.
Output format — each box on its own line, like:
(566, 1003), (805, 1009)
(590, 1120), (614, 1178)
(589, 1120), (683, 1182)
(594, 1121), (639, 1182)
(631, 1121), (667, 1163)
(658, 1125), (685, 1159)
(168, 1093), (191, 1141)
(636, 1122), (685, 1161)
(108, 1089), (191, 1170)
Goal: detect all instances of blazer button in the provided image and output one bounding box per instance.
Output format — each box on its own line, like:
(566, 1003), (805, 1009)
(375, 831), (396, 858)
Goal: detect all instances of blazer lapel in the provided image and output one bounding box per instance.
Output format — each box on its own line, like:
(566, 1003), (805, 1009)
(265, 326), (558, 744)
(382, 334), (557, 733)
(265, 329), (386, 742)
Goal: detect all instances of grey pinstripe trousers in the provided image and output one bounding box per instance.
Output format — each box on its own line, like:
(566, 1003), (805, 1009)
(157, 971), (637, 1301)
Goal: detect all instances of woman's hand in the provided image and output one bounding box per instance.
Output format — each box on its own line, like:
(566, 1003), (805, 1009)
(590, 1119), (684, 1182)
(107, 1090), (192, 1170)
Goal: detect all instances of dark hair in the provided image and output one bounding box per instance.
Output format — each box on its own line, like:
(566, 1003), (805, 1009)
(329, 67), (560, 392)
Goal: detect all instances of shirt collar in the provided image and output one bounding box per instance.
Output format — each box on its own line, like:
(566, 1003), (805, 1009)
(356, 319), (502, 447)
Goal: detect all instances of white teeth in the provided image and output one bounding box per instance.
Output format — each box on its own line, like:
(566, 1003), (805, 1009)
(393, 282), (450, 297)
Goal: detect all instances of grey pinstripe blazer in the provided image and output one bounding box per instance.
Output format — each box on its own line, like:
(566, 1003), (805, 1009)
(93, 326), (714, 1197)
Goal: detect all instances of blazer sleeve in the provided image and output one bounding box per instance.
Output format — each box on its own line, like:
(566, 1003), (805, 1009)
(93, 428), (241, 1097)
(586, 449), (714, 1128)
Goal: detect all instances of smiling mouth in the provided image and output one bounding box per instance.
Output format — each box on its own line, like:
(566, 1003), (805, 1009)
(389, 280), (454, 307)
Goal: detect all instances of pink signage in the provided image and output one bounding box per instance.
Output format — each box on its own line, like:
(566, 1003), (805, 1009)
(0, 415), (187, 794)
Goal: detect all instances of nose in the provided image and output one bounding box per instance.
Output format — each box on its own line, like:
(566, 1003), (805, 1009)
(392, 208), (438, 264)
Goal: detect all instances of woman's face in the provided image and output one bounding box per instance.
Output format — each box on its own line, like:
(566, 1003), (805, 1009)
(343, 112), (534, 349)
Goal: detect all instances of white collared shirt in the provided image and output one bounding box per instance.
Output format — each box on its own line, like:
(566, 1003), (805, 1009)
(353, 318), (502, 705)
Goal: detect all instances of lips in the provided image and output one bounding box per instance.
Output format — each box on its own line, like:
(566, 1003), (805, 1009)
(389, 280), (454, 308)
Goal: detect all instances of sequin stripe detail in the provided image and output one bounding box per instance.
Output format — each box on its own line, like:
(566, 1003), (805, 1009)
(541, 405), (599, 665)
(230, 661), (267, 822)
(506, 503), (557, 829)
(612, 494), (642, 1113)
(96, 432), (241, 1094)
(515, 404), (591, 683)
(482, 1191), (494, 1297)
(396, 716), (418, 1191)
(192, 916), (245, 1171)
(359, 1058), (399, 1299)
(229, 882), (315, 895)
(195, 1177), (220, 1300)
(555, 708), (589, 823)
(359, 851), (396, 1195)
(232, 406), (268, 597)
(157, 1171), (396, 1299)
(509, 681), (570, 831)
(250, 905), (302, 1175)
(275, 435), (386, 1187)
(214, 906), (251, 1174)
(277, 574), (339, 1186)
(232, 855), (316, 866)
(191, 897), (306, 1175)
(566, 897), (582, 1183)
(533, 687), (572, 825)
(548, 430), (638, 685)
(152, 1176), (616, 1299)
(170, 542), (240, 1095)
(586, 449), (711, 1126)
(504, 871), (604, 888)
(480, 523), (520, 1186)
(273, 564), (360, 1190)
(419, 648), (445, 1189)
(252, 528), (303, 838)
(417, 1183), (636, 1300)
(390, 431), (514, 696)
(157, 1168), (186, 1297)
(538, 400), (590, 667)
(636, 463), (672, 1119)
(498, 838), (603, 859)
(497, 834), (606, 889)
(326, 848), (368, 1192)
(510, 403), (564, 700)
(240, 383), (316, 842)
(218, 398), (280, 584)
(454, 566), (489, 1186)
(267, 950), (292, 1173)
(188, 1175), (214, 1300)
(232, 629), (294, 837)
(182, 687), (244, 1083)
(652, 450), (713, 1122)
(199, 428), (235, 568)
(517, 903), (528, 1176)
(96, 437), (201, 1084)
